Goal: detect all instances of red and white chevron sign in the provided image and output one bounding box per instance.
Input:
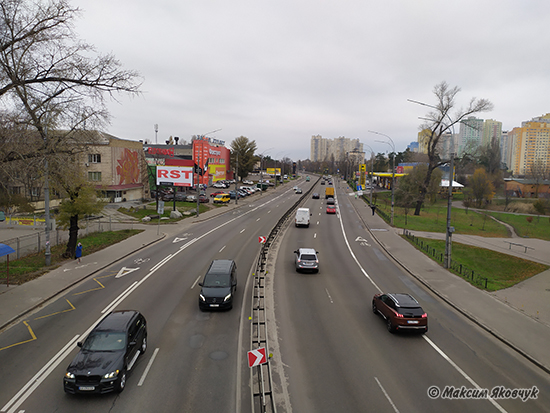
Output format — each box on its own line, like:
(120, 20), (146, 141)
(248, 347), (267, 367)
(258, 236), (267, 244)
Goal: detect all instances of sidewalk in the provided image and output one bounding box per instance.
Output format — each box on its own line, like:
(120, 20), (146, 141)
(348, 194), (550, 374)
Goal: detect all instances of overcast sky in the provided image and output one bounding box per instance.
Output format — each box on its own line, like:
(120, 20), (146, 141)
(71, 0), (550, 161)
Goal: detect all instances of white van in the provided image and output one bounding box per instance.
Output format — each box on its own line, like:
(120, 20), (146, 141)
(295, 208), (311, 227)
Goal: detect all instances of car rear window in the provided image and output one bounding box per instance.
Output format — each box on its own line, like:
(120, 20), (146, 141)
(300, 254), (317, 261)
(397, 307), (425, 317)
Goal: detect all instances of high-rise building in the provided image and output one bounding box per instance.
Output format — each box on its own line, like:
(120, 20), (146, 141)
(509, 114), (550, 176)
(482, 119), (503, 147)
(310, 135), (363, 162)
(458, 116), (484, 155)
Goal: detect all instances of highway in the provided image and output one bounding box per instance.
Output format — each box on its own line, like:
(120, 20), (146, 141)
(1, 175), (549, 413)
(267, 177), (550, 413)
(0, 183), (304, 413)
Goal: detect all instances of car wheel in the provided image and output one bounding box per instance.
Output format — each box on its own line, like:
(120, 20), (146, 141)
(141, 335), (147, 354)
(386, 318), (395, 333)
(116, 370), (127, 393)
(372, 301), (377, 314)
(423, 325), (428, 334)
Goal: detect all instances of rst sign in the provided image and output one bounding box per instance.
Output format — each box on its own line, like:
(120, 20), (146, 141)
(156, 166), (194, 187)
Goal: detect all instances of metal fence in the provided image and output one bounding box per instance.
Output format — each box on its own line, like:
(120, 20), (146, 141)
(0, 216), (137, 264)
(402, 229), (489, 289)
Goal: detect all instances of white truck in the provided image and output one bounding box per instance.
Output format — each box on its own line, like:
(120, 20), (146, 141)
(295, 208), (311, 227)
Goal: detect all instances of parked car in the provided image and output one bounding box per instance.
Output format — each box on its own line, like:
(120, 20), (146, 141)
(210, 191), (227, 198)
(213, 194), (231, 204)
(63, 310), (147, 394)
(198, 194), (209, 203)
(326, 205), (336, 214)
(294, 248), (319, 273)
(174, 192), (187, 201)
(372, 293), (428, 334)
(199, 260), (237, 310)
(186, 195), (197, 202)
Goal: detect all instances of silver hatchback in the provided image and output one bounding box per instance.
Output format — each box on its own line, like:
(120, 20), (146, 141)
(294, 248), (319, 273)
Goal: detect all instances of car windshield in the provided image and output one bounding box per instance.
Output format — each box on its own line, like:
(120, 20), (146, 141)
(300, 254), (317, 261)
(397, 307), (425, 317)
(203, 274), (230, 287)
(82, 331), (126, 351)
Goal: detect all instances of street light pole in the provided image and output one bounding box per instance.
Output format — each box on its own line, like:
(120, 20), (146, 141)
(364, 144), (375, 205)
(369, 131), (395, 226)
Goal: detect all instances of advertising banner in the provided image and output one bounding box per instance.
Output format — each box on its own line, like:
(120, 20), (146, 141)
(156, 166), (194, 186)
(266, 168), (281, 176)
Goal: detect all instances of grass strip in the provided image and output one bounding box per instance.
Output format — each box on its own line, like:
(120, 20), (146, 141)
(1, 229), (143, 285)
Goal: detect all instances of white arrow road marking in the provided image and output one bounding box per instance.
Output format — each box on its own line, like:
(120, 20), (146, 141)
(355, 236), (369, 243)
(172, 237), (188, 243)
(115, 267), (140, 278)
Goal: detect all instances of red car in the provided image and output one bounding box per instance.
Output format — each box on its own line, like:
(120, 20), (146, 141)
(210, 191), (227, 198)
(372, 293), (428, 334)
(326, 205), (336, 214)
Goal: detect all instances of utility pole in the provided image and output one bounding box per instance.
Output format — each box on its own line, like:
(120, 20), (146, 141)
(444, 154), (455, 269)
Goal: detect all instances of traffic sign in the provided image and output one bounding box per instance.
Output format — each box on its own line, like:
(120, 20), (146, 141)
(258, 236), (267, 244)
(248, 347), (267, 367)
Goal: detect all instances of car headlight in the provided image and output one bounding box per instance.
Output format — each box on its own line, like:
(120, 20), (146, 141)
(103, 369), (119, 379)
(65, 371), (75, 379)
(199, 294), (206, 301)
(224, 293), (232, 302)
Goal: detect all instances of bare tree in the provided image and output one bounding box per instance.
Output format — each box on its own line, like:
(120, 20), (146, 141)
(411, 81), (493, 215)
(0, 0), (141, 166)
(526, 158), (550, 198)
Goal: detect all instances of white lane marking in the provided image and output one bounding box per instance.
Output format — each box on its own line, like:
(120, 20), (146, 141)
(325, 288), (334, 304)
(317, 221), (319, 225)
(375, 377), (399, 413)
(138, 348), (160, 386)
(240, 228), (246, 233)
(256, 218), (261, 221)
(101, 282), (138, 314)
(219, 245), (226, 253)
(191, 276), (201, 289)
(336, 193), (383, 293)
(422, 336), (507, 412)
(1, 335), (80, 413)
(314, 233), (317, 238)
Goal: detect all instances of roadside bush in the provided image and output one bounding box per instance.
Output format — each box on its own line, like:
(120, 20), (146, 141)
(506, 202), (536, 214)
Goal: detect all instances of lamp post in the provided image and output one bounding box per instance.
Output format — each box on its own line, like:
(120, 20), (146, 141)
(369, 131), (395, 226)
(258, 148), (273, 194)
(364, 143), (375, 205)
(408, 99), (456, 268)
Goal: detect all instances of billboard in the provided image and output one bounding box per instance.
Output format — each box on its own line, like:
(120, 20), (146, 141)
(156, 166), (194, 187)
(266, 168), (281, 176)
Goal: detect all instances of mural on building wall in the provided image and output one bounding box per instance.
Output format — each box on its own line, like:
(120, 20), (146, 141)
(116, 148), (140, 185)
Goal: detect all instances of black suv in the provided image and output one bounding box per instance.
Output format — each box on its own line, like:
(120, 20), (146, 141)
(63, 310), (147, 394)
(199, 260), (237, 310)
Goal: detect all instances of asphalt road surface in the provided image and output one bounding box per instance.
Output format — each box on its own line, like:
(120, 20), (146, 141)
(1, 176), (549, 413)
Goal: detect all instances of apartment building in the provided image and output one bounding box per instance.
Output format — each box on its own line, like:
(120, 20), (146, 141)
(509, 113), (550, 176)
(310, 135), (363, 162)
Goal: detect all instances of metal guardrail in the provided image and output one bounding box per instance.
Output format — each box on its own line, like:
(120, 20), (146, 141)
(250, 178), (318, 413)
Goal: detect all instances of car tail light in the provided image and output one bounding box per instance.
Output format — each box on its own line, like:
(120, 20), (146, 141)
(395, 312), (404, 318)
(421, 313), (427, 318)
